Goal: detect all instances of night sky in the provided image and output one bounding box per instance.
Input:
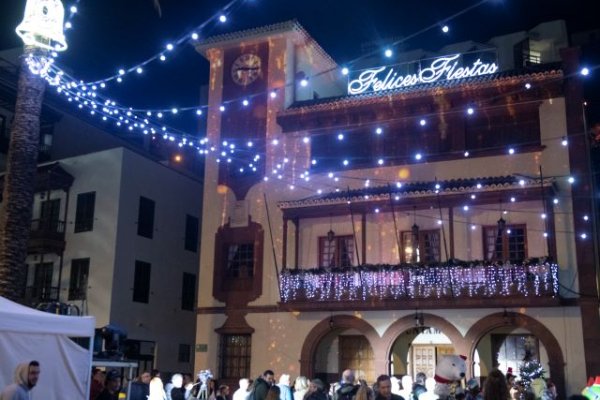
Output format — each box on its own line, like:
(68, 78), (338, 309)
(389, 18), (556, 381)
(1, 0), (599, 135)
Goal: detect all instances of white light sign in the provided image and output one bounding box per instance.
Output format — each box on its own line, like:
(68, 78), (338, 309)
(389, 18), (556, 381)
(348, 54), (498, 95)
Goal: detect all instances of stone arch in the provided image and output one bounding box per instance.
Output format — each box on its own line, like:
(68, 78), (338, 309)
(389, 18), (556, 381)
(299, 314), (380, 379)
(380, 313), (469, 375)
(464, 312), (566, 398)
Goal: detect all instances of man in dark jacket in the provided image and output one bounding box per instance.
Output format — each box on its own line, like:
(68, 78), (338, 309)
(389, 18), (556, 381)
(334, 370), (359, 400)
(375, 375), (404, 400)
(250, 370), (275, 400)
(130, 371), (151, 400)
(411, 373), (427, 400)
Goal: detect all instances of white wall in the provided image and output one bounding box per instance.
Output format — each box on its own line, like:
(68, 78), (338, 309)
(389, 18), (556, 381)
(110, 148), (203, 373)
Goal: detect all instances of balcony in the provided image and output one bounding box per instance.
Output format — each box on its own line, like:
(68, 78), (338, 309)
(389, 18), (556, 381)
(279, 261), (559, 310)
(28, 219), (66, 254)
(24, 286), (59, 305)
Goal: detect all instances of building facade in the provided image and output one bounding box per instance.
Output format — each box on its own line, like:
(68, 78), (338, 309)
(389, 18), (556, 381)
(193, 20), (600, 396)
(0, 147), (202, 372)
(1, 48), (205, 373)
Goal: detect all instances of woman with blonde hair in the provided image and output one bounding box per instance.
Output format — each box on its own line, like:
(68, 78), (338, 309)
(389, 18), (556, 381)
(294, 377), (310, 400)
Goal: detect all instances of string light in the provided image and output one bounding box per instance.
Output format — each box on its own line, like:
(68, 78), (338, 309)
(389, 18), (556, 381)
(280, 263), (558, 302)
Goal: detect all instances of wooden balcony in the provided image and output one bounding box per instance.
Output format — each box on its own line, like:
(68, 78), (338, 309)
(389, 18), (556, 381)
(24, 286), (60, 306)
(279, 262), (560, 310)
(28, 219), (66, 254)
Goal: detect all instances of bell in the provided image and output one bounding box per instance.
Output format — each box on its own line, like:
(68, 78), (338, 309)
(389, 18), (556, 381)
(16, 0), (68, 52)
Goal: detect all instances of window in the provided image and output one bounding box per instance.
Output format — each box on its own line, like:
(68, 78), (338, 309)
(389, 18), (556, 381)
(184, 215), (199, 252)
(483, 225), (527, 263)
(74, 192), (96, 233)
(69, 258), (90, 300)
(492, 334), (539, 374)
(226, 243), (254, 278)
(219, 334), (251, 379)
(401, 230), (441, 263)
(181, 272), (196, 311)
(40, 198), (61, 231)
(137, 197), (155, 238)
(318, 235), (354, 267)
(133, 261), (151, 303)
(32, 262), (55, 300)
(178, 344), (191, 363)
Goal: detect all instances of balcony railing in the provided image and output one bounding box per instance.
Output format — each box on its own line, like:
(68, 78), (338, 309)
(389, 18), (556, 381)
(30, 219), (65, 238)
(25, 286), (59, 305)
(279, 262), (559, 303)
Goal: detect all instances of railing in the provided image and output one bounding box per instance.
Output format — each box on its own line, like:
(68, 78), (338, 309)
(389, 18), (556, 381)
(279, 262), (559, 303)
(30, 219), (66, 240)
(25, 286), (59, 304)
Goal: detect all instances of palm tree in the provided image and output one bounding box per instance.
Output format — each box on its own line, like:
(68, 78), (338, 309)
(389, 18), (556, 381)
(0, 47), (46, 302)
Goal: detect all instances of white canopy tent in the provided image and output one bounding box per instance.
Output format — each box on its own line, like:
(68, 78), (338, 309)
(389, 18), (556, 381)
(0, 296), (95, 400)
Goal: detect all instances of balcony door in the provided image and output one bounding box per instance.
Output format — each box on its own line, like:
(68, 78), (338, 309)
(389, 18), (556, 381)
(33, 262), (54, 300)
(40, 198), (61, 232)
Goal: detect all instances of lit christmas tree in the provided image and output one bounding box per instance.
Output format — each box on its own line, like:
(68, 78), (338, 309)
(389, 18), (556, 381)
(519, 344), (546, 399)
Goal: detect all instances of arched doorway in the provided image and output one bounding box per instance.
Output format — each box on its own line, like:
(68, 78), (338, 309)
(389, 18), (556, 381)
(464, 312), (565, 399)
(380, 314), (468, 396)
(300, 315), (380, 382)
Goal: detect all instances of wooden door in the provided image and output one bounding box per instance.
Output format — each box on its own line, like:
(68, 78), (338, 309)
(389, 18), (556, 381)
(412, 345), (436, 378)
(339, 335), (375, 383)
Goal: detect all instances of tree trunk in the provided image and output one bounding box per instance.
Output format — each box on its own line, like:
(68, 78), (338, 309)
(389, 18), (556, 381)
(0, 47), (46, 302)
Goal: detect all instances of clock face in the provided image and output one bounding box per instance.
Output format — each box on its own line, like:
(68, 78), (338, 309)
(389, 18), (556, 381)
(231, 53), (262, 86)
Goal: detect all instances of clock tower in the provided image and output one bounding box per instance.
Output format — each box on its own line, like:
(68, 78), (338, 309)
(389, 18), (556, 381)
(194, 21), (339, 361)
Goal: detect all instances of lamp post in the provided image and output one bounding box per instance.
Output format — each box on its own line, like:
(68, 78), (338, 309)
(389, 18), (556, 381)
(0, 0), (67, 302)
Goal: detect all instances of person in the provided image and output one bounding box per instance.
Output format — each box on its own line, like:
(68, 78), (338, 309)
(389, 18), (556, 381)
(465, 378), (482, 400)
(356, 380), (374, 400)
(399, 376), (413, 400)
(90, 367), (106, 400)
(265, 385), (281, 400)
(293, 377), (309, 400)
(150, 369), (166, 400)
(130, 371), (151, 400)
(375, 375), (404, 400)
(306, 379), (328, 400)
(250, 370), (275, 400)
(335, 370), (359, 400)
(0, 360), (41, 400)
(182, 374), (195, 400)
(96, 370), (121, 400)
(482, 370), (509, 400)
(278, 375), (293, 400)
(208, 379), (221, 400)
(217, 385), (231, 400)
(411, 373), (427, 400)
(234, 379), (250, 400)
(167, 374), (184, 400)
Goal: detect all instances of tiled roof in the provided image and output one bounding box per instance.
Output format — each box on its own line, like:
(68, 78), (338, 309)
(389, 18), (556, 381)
(195, 20), (337, 69)
(278, 175), (554, 209)
(281, 64), (563, 114)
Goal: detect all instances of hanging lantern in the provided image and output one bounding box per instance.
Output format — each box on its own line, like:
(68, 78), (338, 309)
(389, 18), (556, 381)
(497, 217), (506, 234)
(327, 229), (335, 242)
(16, 0), (68, 52)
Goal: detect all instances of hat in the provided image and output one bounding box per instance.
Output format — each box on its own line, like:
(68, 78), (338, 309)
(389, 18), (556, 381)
(506, 368), (514, 378)
(106, 370), (121, 381)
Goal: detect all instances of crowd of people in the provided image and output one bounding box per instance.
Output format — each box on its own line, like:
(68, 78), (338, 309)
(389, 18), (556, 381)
(0, 360), (591, 400)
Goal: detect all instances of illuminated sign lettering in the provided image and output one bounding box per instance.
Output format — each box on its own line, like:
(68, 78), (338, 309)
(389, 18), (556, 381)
(348, 54), (498, 95)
